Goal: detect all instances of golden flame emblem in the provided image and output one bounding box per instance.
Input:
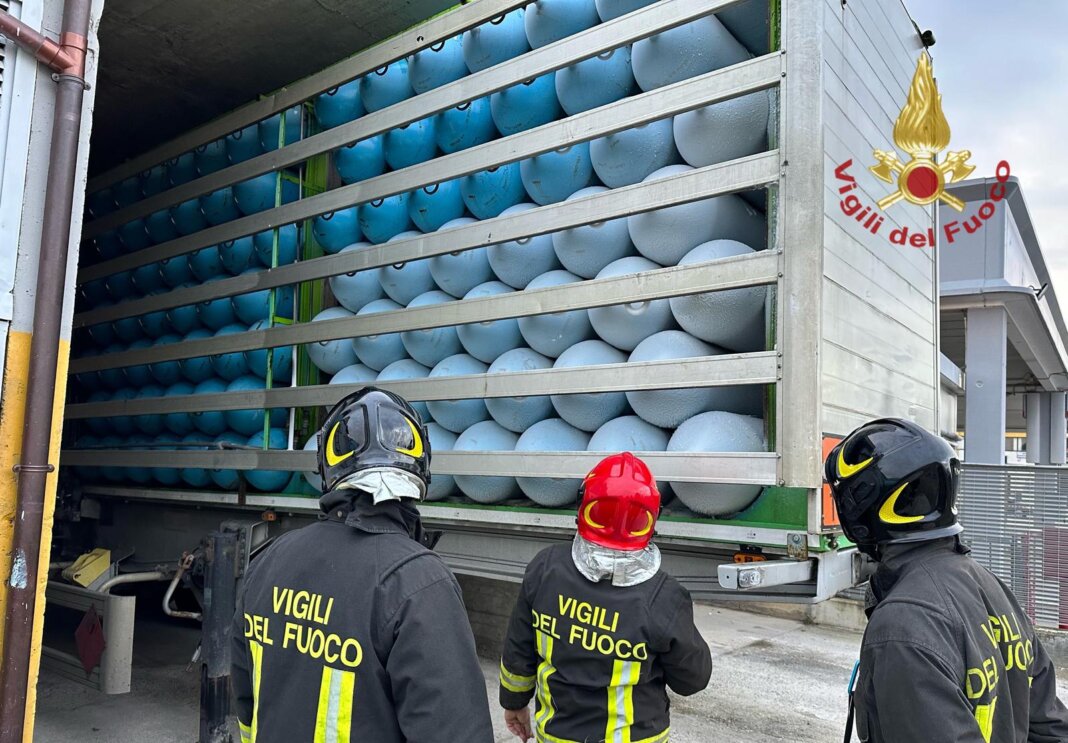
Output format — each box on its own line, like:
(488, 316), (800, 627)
(870, 54), (974, 212)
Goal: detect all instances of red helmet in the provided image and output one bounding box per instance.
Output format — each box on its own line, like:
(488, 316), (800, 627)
(577, 453), (661, 551)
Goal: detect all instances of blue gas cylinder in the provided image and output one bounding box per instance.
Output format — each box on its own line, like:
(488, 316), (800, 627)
(180, 328), (215, 383)
(674, 91), (770, 169)
(163, 382), (196, 436)
(87, 188), (116, 218)
(226, 124), (263, 164)
(233, 275), (295, 326)
(167, 287), (202, 335)
(194, 139), (230, 176)
(457, 282), (523, 363)
(426, 354), (490, 433)
(360, 59), (413, 113)
(113, 315), (144, 344)
(377, 233), (435, 305)
(555, 45), (636, 115)
(329, 243), (383, 313)
(520, 143), (595, 205)
(627, 165), (765, 266)
(84, 392), (111, 436)
(196, 281), (237, 331)
(490, 74), (561, 136)
(98, 344), (129, 390)
(551, 186), (635, 278)
(409, 181), (465, 233)
(209, 431), (248, 489)
(252, 224), (300, 267)
(134, 385), (166, 435)
(588, 415), (669, 452)
(400, 291), (462, 368)
(89, 232), (123, 263)
(306, 307), (358, 375)
(188, 245), (225, 282)
(131, 262), (164, 295)
(453, 420), (520, 503)
(384, 117), (438, 171)
(485, 204), (559, 289)
(141, 165), (169, 198)
(669, 240), (766, 352)
(302, 435), (322, 492)
(632, 15), (748, 92)
(315, 79), (364, 129)
(211, 324), (251, 380)
(516, 418), (590, 506)
(428, 218), (492, 298)
(246, 428), (293, 492)
(595, 0), (656, 21)
(550, 340), (629, 431)
(159, 254), (194, 288)
(335, 135), (386, 185)
(82, 278), (112, 308)
(191, 378), (229, 436)
(97, 435), (126, 482)
(463, 9), (530, 73)
(233, 172), (299, 216)
(485, 347), (554, 433)
(180, 433), (214, 488)
(460, 163), (528, 220)
(122, 435), (154, 485)
(436, 97), (498, 154)
(225, 375), (288, 435)
(312, 207), (361, 254)
(108, 388), (138, 436)
(359, 193), (411, 245)
(219, 236), (258, 275)
(167, 153), (197, 187)
(146, 209), (178, 244)
(150, 333), (185, 385)
(668, 411), (765, 515)
(424, 423), (458, 501)
(375, 359), (432, 422)
(408, 36), (468, 94)
(589, 256), (676, 351)
(113, 177), (143, 208)
(517, 270), (593, 357)
(590, 118), (680, 188)
(118, 219), (151, 252)
(259, 107), (303, 151)
(351, 298), (407, 371)
(171, 199), (209, 236)
(246, 319), (293, 379)
(524, 0), (600, 48)
(330, 363), (378, 386)
(199, 187), (242, 225)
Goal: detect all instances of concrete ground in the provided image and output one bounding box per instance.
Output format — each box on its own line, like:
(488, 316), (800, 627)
(33, 602), (1068, 743)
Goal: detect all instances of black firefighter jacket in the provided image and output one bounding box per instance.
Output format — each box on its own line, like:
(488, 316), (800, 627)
(231, 493), (494, 743)
(499, 543), (712, 743)
(854, 537), (1068, 743)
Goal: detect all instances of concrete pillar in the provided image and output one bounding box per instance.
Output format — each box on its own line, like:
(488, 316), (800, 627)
(964, 307), (1007, 463)
(1050, 391), (1067, 465)
(1026, 393), (1043, 464)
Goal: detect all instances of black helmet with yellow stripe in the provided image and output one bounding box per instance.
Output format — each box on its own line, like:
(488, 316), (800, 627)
(824, 418), (961, 559)
(317, 387), (431, 494)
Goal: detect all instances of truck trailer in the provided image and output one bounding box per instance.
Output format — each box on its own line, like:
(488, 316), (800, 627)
(0, 0), (943, 723)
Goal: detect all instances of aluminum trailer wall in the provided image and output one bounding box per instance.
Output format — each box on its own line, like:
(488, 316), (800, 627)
(57, 0), (935, 601)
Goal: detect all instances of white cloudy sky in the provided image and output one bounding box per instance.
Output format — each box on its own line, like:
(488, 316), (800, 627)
(914, 1), (1068, 294)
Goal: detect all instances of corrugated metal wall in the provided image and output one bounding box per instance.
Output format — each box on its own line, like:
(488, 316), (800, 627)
(958, 463), (1068, 630)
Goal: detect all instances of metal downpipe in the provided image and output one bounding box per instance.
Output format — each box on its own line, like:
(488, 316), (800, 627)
(0, 1), (91, 739)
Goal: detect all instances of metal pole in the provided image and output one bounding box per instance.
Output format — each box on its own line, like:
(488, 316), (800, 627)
(200, 530), (238, 743)
(0, 1), (90, 739)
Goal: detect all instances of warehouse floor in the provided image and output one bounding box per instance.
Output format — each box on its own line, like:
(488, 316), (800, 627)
(33, 598), (1068, 742)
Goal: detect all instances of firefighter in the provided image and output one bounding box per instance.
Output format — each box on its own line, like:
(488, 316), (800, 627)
(231, 387), (494, 743)
(498, 452), (712, 743)
(826, 418), (1068, 743)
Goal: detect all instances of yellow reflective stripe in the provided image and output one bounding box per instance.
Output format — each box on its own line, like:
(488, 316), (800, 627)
(878, 482), (924, 524)
(607, 660), (640, 743)
(535, 729), (581, 743)
(974, 697), (996, 743)
(250, 640), (264, 743)
(500, 661), (536, 693)
(633, 727), (670, 743)
(238, 721), (252, 743)
(534, 631), (557, 737)
(314, 666), (358, 743)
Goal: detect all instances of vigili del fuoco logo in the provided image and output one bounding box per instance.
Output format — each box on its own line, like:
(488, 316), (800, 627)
(834, 53), (1011, 249)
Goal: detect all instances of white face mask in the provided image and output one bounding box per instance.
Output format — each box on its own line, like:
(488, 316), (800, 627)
(337, 467), (426, 504)
(571, 534), (662, 587)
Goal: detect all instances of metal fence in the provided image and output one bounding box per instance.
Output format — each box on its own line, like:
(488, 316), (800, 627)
(958, 463), (1068, 629)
